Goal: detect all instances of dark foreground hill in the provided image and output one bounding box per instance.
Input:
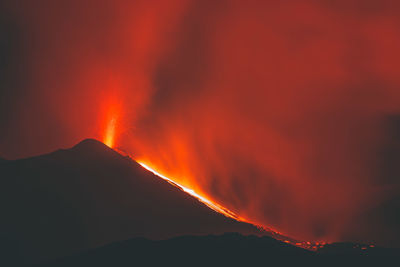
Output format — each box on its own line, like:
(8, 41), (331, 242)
(40, 233), (311, 266)
(0, 139), (272, 266)
(2, 139), (399, 266)
(39, 233), (399, 267)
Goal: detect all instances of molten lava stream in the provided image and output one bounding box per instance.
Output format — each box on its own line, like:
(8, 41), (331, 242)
(111, 147), (324, 250)
(104, 137), (326, 250)
(98, 107), (302, 245)
(138, 162), (242, 221)
(139, 161), (329, 250)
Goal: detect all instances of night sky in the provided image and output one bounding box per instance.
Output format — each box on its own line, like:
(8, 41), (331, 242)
(1, 0), (400, 246)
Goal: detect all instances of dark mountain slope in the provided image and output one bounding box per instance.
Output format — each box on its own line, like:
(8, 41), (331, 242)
(0, 139), (267, 265)
(40, 233), (313, 267)
(40, 233), (399, 267)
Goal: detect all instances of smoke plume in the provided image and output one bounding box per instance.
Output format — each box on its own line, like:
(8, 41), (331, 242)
(1, 0), (400, 245)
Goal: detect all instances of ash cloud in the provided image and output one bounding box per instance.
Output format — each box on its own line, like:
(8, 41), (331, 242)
(1, 0), (400, 245)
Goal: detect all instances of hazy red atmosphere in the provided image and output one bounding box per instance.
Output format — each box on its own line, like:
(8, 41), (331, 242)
(1, 0), (400, 246)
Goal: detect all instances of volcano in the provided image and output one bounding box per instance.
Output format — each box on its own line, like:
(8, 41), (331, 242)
(1, 139), (399, 266)
(0, 139), (289, 265)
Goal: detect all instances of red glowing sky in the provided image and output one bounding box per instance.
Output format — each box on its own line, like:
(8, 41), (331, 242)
(1, 0), (400, 246)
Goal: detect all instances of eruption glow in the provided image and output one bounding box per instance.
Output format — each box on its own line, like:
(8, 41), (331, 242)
(134, 155), (325, 250)
(102, 114), (246, 223)
(138, 161), (241, 221)
(102, 99), (121, 148)
(104, 117), (117, 148)
(3, 0), (400, 247)
(103, 114), (322, 249)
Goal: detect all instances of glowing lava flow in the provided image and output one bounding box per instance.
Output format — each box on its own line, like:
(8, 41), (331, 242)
(136, 161), (325, 250)
(100, 111), (323, 249)
(138, 162), (242, 221)
(113, 148), (326, 251)
(110, 143), (325, 250)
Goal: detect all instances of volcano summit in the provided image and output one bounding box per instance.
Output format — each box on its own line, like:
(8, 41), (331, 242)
(1, 139), (398, 266)
(0, 139), (277, 265)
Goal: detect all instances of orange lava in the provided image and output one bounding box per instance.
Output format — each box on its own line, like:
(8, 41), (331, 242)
(102, 112), (325, 250)
(111, 145), (327, 251)
(138, 161), (242, 221)
(136, 160), (326, 251)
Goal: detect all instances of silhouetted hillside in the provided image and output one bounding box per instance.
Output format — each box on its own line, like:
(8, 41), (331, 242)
(317, 242), (399, 256)
(39, 233), (312, 266)
(0, 139), (270, 266)
(3, 139), (398, 267)
(39, 233), (399, 267)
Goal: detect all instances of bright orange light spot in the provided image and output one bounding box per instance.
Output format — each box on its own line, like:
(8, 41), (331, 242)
(102, 99), (121, 148)
(114, 149), (326, 251)
(138, 161), (242, 220)
(104, 116), (117, 148)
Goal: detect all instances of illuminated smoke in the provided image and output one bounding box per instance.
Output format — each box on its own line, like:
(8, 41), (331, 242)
(2, 0), (400, 245)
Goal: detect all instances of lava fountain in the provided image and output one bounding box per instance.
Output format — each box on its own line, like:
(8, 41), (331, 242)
(104, 117), (117, 148)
